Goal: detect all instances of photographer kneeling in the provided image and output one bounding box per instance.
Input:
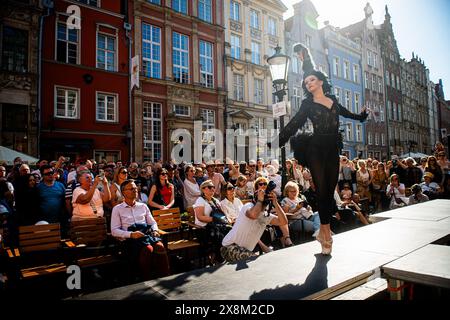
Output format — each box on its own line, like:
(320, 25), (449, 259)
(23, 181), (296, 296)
(220, 177), (288, 263)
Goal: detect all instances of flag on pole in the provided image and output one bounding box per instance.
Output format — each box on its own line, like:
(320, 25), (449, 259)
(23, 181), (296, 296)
(131, 55), (140, 89)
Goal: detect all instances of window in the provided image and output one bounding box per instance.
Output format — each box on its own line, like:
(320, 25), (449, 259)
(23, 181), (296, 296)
(251, 41), (260, 65)
(380, 107), (385, 122)
(375, 133), (379, 146)
(230, 1), (240, 21)
(76, 0), (98, 6)
(173, 32), (189, 84)
(55, 87), (79, 119)
(292, 56), (300, 73)
(172, 0), (188, 14)
(97, 32), (116, 71)
(371, 74), (376, 91)
(200, 40), (213, 88)
(293, 87), (302, 109)
(233, 74), (244, 101)
(198, 0), (212, 23)
(305, 34), (312, 48)
(353, 64), (359, 83)
(56, 21), (78, 64)
(94, 151), (121, 163)
(254, 79), (264, 104)
(378, 76), (383, 93)
(334, 87), (341, 103)
(230, 34), (241, 59)
(373, 53), (378, 69)
(354, 92), (361, 113)
(345, 123), (353, 141)
(143, 102), (162, 162)
(368, 133), (373, 145)
(142, 24), (161, 79)
(147, 0), (161, 5)
(390, 73), (395, 88)
(381, 133), (386, 146)
(201, 109), (215, 145)
(1, 26), (28, 72)
(344, 90), (351, 110)
(96, 92), (118, 122)
(343, 60), (350, 80)
(333, 56), (340, 77)
(173, 105), (191, 117)
(367, 50), (372, 66)
(250, 10), (259, 29)
(356, 124), (362, 142)
(364, 72), (369, 89)
(396, 76), (400, 90)
(385, 70), (390, 86)
(398, 104), (402, 122)
(268, 17), (277, 36)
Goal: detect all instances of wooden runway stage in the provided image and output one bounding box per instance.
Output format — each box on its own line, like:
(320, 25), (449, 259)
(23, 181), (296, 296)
(78, 200), (450, 300)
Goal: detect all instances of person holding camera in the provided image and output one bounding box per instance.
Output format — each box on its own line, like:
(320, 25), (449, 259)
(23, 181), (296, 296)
(278, 44), (368, 255)
(386, 174), (409, 209)
(220, 177), (288, 263)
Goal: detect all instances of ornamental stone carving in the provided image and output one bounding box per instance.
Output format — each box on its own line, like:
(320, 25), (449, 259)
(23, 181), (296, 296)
(0, 74), (32, 90)
(269, 35), (278, 46)
(230, 20), (242, 33)
(168, 86), (195, 101)
(250, 27), (261, 40)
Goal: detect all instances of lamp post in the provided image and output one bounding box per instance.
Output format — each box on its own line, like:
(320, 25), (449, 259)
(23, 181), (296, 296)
(267, 45), (290, 190)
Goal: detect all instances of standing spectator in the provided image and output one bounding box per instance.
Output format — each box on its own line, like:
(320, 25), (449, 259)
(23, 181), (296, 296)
(72, 171), (111, 220)
(37, 165), (67, 225)
(356, 160), (371, 201)
(128, 162), (140, 180)
(371, 163), (389, 212)
(31, 159), (48, 183)
(183, 165), (201, 208)
(425, 156), (444, 185)
(205, 162), (226, 199)
(14, 174), (40, 226)
(403, 157), (423, 188)
(0, 166), (14, 195)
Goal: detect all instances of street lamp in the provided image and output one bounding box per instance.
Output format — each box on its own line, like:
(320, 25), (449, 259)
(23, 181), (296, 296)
(267, 45), (290, 189)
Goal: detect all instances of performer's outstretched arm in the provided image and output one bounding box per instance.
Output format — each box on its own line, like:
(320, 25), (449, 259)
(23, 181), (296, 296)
(278, 102), (309, 146)
(334, 96), (368, 122)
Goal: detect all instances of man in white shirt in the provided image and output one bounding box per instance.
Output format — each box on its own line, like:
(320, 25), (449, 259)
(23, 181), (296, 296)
(111, 179), (169, 280)
(221, 177), (288, 263)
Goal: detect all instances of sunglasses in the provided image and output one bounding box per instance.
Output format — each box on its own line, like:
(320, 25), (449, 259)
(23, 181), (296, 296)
(258, 182), (268, 186)
(160, 172), (168, 176)
(43, 171), (54, 176)
(120, 171), (128, 174)
(227, 187), (235, 191)
(204, 186), (215, 190)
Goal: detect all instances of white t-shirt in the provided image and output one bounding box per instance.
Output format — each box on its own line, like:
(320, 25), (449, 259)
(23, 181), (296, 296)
(220, 197), (243, 222)
(183, 179), (201, 208)
(193, 196), (213, 227)
(222, 203), (276, 251)
(72, 187), (104, 220)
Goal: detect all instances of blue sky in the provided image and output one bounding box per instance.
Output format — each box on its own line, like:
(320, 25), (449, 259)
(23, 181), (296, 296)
(283, 0), (450, 99)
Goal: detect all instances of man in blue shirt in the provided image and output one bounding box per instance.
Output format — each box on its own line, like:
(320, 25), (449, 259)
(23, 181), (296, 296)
(37, 165), (67, 227)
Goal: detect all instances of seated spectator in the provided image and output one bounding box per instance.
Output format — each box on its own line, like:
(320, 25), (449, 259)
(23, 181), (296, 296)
(420, 172), (441, 200)
(425, 156), (444, 185)
(408, 184), (429, 205)
(266, 165), (281, 198)
(386, 174), (409, 209)
(14, 174), (40, 226)
(109, 166), (128, 207)
(281, 181), (321, 237)
(183, 165), (201, 208)
(235, 175), (252, 200)
(72, 171), (111, 220)
(220, 183), (243, 224)
(340, 183), (353, 201)
(220, 177), (288, 263)
(147, 168), (175, 211)
(111, 180), (170, 280)
(195, 167), (206, 186)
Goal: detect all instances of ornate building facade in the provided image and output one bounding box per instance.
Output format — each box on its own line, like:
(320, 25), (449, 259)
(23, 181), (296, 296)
(343, 3), (388, 160)
(0, 0), (42, 156)
(224, 0), (287, 161)
(132, 0), (226, 162)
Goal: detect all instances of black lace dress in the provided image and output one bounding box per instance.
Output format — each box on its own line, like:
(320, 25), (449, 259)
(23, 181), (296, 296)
(279, 95), (367, 224)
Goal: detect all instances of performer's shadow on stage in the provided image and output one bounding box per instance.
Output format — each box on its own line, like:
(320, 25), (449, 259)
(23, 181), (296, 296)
(249, 254), (331, 300)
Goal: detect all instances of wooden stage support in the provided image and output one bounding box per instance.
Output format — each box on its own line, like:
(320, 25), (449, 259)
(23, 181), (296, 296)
(77, 200), (450, 300)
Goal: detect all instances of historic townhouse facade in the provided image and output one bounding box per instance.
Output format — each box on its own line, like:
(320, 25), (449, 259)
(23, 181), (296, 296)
(285, 0), (329, 116)
(131, 0), (226, 162)
(400, 54), (431, 155)
(0, 0), (42, 157)
(435, 80), (450, 154)
(428, 80), (440, 150)
(40, 0), (130, 162)
(376, 6), (403, 159)
(322, 24), (365, 160)
(342, 3), (388, 161)
(224, 0), (287, 161)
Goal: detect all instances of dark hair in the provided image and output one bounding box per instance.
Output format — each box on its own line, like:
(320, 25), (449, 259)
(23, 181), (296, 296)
(39, 164), (53, 175)
(302, 70), (332, 100)
(120, 179), (135, 193)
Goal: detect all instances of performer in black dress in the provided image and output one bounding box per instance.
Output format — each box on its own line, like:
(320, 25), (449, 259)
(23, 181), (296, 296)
(279, 44), (368, 255)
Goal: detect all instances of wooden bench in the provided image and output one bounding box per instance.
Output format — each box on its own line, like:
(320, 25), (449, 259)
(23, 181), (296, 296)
(69, 217), (120, 269)
(7, 223), (71, 281)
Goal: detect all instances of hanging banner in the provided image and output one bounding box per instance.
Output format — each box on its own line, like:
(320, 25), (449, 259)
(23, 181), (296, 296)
(131, 55), (140, 89)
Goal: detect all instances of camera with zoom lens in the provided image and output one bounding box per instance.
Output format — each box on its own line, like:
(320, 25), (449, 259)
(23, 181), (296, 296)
(263, 181), (277, 206)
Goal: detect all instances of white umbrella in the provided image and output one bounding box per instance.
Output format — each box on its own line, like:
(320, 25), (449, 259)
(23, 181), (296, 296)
(0, 146), (39, 166)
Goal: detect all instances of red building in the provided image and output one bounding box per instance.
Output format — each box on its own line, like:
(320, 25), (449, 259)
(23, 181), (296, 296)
(130, 0), (226, 162)
(40, 0), (130, 163)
